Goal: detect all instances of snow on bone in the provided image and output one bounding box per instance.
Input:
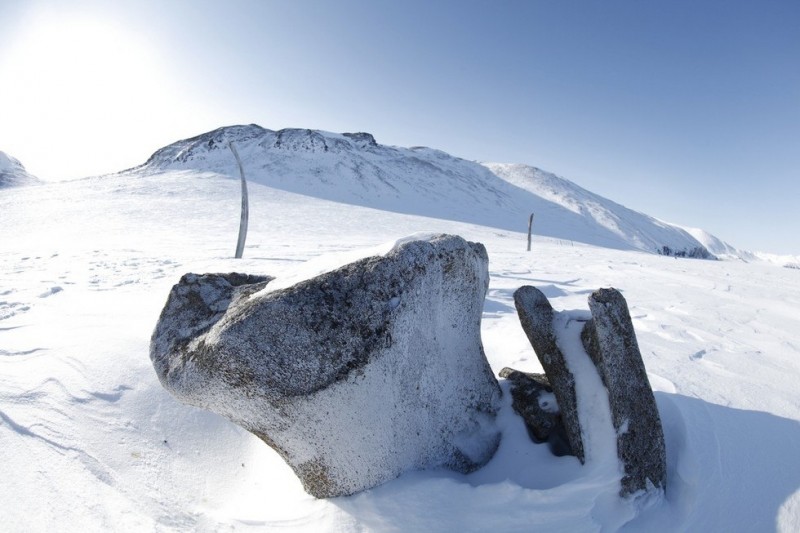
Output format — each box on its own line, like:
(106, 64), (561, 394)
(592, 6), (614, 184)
(512, 286), (586, 461)
(149, 234), (502, 498)
(581, 288), (667, 497)
(509, 286), (666, 499)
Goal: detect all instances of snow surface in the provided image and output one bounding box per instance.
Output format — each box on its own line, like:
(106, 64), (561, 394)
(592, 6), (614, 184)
(1, 165), (799, 531)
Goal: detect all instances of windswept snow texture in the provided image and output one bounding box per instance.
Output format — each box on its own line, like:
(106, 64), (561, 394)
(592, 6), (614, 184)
(1, 168), (799, 532)
(0, 151), (40, 188)
(129, 125), (712, 257)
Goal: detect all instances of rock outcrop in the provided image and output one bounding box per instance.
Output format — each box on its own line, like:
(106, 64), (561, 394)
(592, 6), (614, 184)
(581, 288), (667, 497)
(150, 234), (502, 498)
(512, 286), (585, 462)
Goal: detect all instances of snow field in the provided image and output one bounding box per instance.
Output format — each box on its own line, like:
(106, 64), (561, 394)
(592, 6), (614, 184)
(1, 172), (799, 531)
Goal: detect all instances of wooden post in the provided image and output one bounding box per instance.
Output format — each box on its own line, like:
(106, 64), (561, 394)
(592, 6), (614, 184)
(527, 213), (534, 252)
(229, 142), (249, 259)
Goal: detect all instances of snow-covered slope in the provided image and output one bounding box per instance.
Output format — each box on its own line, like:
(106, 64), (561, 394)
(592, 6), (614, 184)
(1, 172), (798, 532)
(487, 163), (712, 258)
(128, 124), (714, 258)
(680, 226), (800, 267)
(0, 151), (40, 188)
(680, 226), (748, 259)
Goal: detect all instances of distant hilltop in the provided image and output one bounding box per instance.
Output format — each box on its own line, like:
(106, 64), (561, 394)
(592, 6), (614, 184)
(0, 150), (41, 188)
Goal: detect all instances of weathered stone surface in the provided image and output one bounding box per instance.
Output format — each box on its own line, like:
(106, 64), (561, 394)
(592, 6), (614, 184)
(513, 286), (585, 462)
(150, 234), (502, 498)
(581, 288), (667, 497)
(499, 367), (573, 457)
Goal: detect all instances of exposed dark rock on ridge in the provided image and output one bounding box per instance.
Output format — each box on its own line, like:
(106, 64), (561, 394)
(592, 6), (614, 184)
(138, 125), (385, 169)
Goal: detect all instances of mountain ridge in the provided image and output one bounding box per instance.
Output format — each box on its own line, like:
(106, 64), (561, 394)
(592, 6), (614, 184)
(0, 150), (41, 188)
(126, 123), (724, 258)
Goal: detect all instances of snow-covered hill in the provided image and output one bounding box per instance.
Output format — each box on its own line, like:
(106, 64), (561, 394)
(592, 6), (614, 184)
(128, 125), (714, 258)
(1, 170), (798, 532)
(0, 150), (40, 188)
(487, 163), (712, 258)
(679, 226), (800, 268)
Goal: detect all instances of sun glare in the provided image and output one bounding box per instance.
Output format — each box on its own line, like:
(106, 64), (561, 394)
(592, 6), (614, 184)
(0, 9), (207, 179)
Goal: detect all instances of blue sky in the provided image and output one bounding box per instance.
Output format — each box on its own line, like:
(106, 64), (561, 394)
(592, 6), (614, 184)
(1, 0), (798, 254)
